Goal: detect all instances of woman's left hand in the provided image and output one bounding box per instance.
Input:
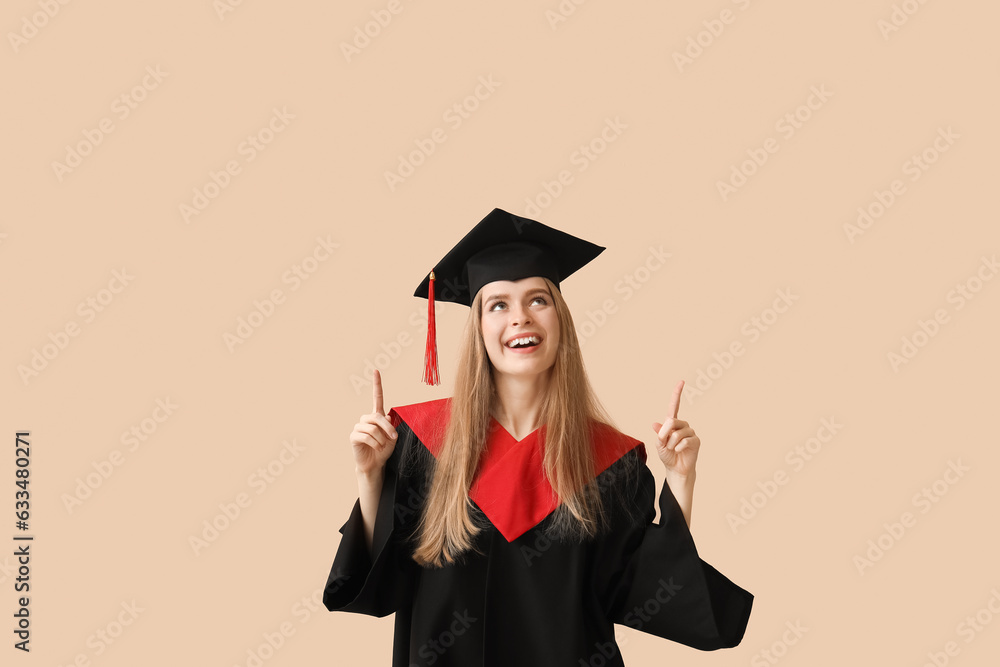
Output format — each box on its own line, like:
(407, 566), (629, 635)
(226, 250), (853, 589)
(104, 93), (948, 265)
(652, 380), (700, 479)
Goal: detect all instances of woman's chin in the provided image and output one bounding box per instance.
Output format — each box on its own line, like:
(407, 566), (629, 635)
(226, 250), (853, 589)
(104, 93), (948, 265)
(491, 358), (555, 379)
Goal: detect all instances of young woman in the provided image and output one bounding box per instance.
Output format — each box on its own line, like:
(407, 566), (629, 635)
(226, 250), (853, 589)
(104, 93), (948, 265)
(323, 208), (753, 667)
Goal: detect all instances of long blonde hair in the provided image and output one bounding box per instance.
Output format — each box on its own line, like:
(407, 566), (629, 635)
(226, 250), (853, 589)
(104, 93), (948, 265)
(412, 277), (619, 567)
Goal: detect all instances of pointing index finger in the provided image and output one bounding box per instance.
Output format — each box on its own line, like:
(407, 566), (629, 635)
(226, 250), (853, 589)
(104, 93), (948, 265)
(668, 380), (685, 420)
(373, 369), (385, 416)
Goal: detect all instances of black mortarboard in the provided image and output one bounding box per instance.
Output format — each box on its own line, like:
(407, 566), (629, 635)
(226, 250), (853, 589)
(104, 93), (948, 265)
(415, 207), (605, 385)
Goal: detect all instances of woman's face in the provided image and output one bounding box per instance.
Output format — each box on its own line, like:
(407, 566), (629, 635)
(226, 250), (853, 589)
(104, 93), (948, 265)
(479, 276), (560, 380)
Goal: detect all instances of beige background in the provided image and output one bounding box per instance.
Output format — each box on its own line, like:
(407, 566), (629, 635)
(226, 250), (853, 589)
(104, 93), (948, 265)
(2, 1), (999, 665)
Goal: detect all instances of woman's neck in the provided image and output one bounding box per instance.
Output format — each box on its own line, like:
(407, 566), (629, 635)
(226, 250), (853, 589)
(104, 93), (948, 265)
(491, 370), (551, 441)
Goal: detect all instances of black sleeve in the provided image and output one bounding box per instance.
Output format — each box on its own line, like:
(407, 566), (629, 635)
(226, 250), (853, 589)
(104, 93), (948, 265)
(598, 449), (753, 649)
(322, 421), (427, 617)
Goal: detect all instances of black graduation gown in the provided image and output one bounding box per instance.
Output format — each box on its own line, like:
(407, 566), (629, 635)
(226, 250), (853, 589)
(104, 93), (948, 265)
(323, 398), (753, 666)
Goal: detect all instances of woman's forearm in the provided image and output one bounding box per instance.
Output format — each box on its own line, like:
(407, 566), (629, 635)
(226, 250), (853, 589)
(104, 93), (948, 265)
(357, 470), (384, 556)
(665, 471), (695, 529)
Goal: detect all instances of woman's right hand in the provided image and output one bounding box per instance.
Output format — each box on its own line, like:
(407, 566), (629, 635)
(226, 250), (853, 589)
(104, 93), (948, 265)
(350, 369), (398, 478)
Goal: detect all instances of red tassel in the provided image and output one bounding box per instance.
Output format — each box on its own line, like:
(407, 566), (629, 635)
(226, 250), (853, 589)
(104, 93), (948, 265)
(422, 271), (440, 385)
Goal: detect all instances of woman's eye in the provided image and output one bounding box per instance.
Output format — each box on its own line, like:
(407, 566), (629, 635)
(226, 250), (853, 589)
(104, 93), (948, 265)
(487, 296), (546, 311)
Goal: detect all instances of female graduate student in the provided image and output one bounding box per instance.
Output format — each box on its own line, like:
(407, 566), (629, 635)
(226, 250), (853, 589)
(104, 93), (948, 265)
(323, 208), (753, 666)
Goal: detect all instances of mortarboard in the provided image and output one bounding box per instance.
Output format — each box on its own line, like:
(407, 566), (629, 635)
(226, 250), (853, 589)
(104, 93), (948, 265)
(414, 207), (605, 385)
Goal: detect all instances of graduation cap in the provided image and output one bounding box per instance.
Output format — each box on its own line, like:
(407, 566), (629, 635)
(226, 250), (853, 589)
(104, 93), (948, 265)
(414, 207), (605, 385)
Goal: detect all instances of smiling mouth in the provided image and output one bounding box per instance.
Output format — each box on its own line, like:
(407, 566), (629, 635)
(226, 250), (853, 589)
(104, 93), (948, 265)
(506, 335), (541, 349)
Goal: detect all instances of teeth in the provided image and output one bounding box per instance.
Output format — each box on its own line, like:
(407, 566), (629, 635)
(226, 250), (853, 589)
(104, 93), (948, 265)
(507, 336), (540, 348)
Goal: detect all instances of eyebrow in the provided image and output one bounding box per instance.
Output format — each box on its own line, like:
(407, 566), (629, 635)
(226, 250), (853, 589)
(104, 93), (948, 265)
(484, 287), (551, 303)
